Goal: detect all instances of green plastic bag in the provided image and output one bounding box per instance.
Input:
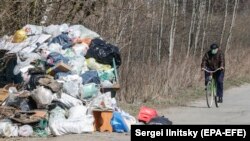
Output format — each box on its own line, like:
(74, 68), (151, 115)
(33, 119), (48, 137)
(98, 69), (115, 81)
(80, 83), (99, 99)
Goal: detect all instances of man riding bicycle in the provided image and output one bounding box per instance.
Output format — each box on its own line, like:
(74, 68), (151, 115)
(201, 43), (225, 103)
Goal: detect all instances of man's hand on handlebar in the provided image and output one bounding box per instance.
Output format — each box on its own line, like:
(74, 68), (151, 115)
(201, 67), (224, 73)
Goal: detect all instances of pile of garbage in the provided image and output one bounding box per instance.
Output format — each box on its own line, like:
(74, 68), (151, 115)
(0, 24), (138, 137)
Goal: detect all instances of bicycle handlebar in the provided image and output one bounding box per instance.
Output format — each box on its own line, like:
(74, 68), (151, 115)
(202, 68), (222, 73)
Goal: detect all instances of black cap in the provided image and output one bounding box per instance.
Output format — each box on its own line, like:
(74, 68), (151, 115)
(210, 43), (219, 49)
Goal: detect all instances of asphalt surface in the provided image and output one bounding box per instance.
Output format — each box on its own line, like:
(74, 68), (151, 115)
(160, 84), (250, 124)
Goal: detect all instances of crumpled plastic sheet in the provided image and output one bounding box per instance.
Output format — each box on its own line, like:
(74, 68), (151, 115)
(48, 105), (94, 136)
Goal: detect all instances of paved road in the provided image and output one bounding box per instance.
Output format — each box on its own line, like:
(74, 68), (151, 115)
(160, 84), (250, 124)
(2, 84), (250, 141)
(0, 132), (130, 141)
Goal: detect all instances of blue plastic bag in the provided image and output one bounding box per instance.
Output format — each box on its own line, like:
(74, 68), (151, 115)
(111, 111), (129, 133)
(80, 70), (100, 85)
(48, 32), (74, 50)
(46, 52), (69, 67)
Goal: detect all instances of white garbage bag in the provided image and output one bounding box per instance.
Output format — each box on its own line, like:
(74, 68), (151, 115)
(0, 119), (18, 137)
(59, 24), (69, 33)
(31, 86), (54, 108)
(49, 106), (66, 123)
(48, 43), (63, 53)
(62, 81), (80, 98)
(61, 75), (82, 98)
(43, 24), (61, 37)
(68, 25), (100, 39)
(43, 24), (69, 37)
(68, 56), (88, 75)
(68, 105), (87, 119)
(49, 106), (94, 136)
(14, 52), (41, 75)
(53, 93), (83, 108)
(50, 118), (94, 136)
(72, 44), (89, 56)
(18, 125), (33, 137)
(90, 92), (113, 110)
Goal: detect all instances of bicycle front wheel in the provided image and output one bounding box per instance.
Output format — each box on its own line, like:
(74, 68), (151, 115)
(206, 81), (214, 108)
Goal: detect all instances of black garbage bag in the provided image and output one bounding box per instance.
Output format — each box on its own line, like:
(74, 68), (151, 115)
(6, 96), (37, 111)
(85, 38), (121, 67)
(147, 116), (173, 125)
(0, 50), (22, 87)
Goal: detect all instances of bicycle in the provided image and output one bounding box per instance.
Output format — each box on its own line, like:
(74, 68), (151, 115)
(202, 68), (222, 108)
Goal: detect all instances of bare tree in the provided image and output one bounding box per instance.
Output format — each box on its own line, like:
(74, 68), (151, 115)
(200, 0), (211, 59)
(149, 0), (155, 63)
(225, 0), (239, 53)
(158, 0), (166, 63)
(168, 0), (178, 77)
(115, 2), (129, 45)
(126, 2), (136, 71)
(186, 0), (197, 58)
(182, 0), (187, 27)
(194, 0), (205, 55)
(166, 0), (178, 93)
(220, 0), (229, 48)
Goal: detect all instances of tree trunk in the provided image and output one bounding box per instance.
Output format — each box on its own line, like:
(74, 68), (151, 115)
(186, 0), (197, 58)
(194, 0), (205, 55)
(220, 0), (229, 48)
(166, 0), (178, 93)
(225, 0), (239, 53)
(126, 2), (136, 71)
(149, 0), (155, 63)
(182, 0), (187, 27)
(200, 0), (211, 59)
(157, 0), (166, 63)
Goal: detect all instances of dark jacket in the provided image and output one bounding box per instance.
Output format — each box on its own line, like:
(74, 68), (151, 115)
(201, 49), (225, 70)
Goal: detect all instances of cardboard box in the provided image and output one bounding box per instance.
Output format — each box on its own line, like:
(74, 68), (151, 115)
(46, 62), (71, 76)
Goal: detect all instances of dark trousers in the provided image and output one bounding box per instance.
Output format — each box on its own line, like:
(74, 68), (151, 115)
(205, 69), (224, 98)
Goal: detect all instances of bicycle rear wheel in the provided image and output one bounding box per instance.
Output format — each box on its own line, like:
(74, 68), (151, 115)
(206, 81), (214, 108)
(213, 83), (219, 108)
(214, 96), (219, 107)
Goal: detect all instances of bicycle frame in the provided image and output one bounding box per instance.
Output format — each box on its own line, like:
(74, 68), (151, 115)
(203, 68), (221, 108)
(209, 75), (216, 97)
(205, 68), (221, 97)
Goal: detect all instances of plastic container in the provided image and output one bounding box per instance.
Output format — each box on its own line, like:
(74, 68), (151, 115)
(137, 106), (158, 123)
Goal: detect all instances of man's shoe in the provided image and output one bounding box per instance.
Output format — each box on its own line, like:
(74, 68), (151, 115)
(218, 97), (223, 103)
